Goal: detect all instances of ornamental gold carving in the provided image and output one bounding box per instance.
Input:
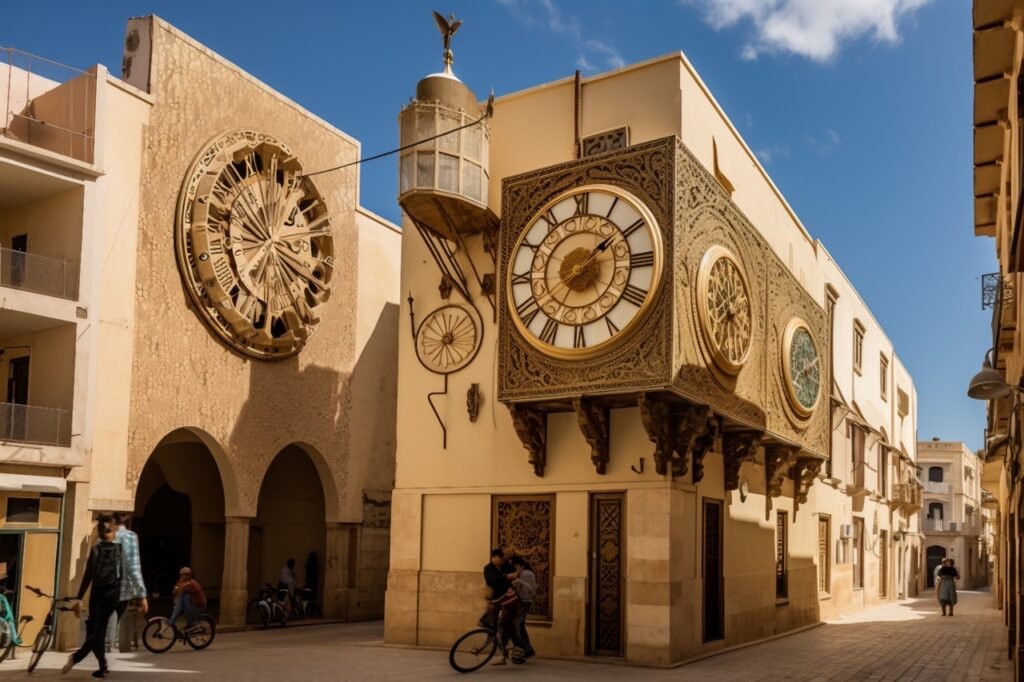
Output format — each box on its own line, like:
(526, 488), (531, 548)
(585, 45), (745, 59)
(175, 130), (333, 359)
(697, 245), (752, 375)
(508, 404), (547, 477)
(573, 396), (610, 474)
(794, 456), (823, 504)
(765, 445), (799, 498)
(723, 430), (762, 491)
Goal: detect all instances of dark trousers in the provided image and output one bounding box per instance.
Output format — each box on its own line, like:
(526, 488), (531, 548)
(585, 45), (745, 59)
(73, 586), (118, 670)
(516, 601), (534, 654)
(498, 602), (525, 653)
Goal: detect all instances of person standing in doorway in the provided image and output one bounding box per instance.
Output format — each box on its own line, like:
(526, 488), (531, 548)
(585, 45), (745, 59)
(64, 516), (122, 678)
(938, 558), (960, 616)
(111, 511), (147, 652)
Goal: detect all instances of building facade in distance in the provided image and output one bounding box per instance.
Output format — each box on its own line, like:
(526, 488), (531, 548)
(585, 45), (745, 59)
(385, 19), (920, 665)
(918, 440), (992, 589)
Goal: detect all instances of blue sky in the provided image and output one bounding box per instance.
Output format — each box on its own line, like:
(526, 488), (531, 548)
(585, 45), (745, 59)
(1, 1), (991, 449)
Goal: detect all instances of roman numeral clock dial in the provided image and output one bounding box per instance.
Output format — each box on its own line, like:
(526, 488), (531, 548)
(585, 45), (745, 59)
(506, 186), (664, 359)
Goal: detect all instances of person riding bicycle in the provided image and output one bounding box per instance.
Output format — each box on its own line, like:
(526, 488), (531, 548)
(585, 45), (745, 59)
(168, 567), (207, 630)
(482, 548), (526, 666)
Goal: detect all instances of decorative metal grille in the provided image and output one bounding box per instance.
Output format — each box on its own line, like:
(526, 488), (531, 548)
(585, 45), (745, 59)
(817, 516), (830, 593)
(493, 495), (554, 619)
(590, 494), (623, 655)
(580, 127), (628, 157)
(982, 272), (1014, 310)
(879, 530), (888, 598)
(775, 511), (788, 599)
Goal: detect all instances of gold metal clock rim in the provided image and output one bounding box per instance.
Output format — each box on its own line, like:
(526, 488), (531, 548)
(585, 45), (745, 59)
(174, 129), (329, 361)
(696, 244), (751, 375)
(415, 303), (483, 375)
(781, 316), (820, 418)
(505, 184), (664, 361)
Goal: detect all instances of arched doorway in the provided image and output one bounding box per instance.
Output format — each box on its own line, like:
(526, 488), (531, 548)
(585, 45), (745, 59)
(247, 445), (327, 613)
(134, 429), (226, 616)
(926, 545), (946, 588)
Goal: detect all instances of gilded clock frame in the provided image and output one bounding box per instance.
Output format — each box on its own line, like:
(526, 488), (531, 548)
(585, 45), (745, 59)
(505, 184), (665, 361)
(781, 317), (820, 418)
(696, 244), (752, 375)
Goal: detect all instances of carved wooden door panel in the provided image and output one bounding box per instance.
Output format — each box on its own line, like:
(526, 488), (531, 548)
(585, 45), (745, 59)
(703, 499), (724, 642)
(588, 493), (624, 656)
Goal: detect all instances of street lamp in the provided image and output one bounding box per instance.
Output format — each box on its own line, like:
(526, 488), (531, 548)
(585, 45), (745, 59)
(967, 349), (1015, 400)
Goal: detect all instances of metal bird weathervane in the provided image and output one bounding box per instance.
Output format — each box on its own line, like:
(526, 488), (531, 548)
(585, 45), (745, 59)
(433, 11), (462, 72)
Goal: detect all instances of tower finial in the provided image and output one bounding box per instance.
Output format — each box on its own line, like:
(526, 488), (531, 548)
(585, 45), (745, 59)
(432, 11), (463, 73)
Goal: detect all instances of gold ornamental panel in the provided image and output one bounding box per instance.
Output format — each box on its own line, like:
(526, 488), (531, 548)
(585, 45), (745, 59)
(781, 317), (821, 418)
(492, 495), (554, 620)
(175, 130), (334, 360)
(696, 245), (752, 375)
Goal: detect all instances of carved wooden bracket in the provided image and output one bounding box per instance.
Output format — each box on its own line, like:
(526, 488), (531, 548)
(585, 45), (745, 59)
(765, 445), (799, 498)
(793, 457), (824, 504)
(573, 397), (610, 475)
(723, 430), (763, 491)
(673, 405), (711, 478)
(691, 429), (716, 484)
(639, 394), (674, 476)
(508, 404), (547, 477)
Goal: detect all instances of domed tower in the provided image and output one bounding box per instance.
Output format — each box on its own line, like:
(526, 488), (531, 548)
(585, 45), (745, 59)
(398, 12), (497, 239)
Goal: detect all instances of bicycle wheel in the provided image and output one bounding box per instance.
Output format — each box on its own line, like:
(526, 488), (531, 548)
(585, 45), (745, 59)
(258, 602), (270, 629)
(449, 628), (498, 673)
(0, 620), (12, 662)
(26, 627), (51, 673)
(185, 615), (216, 650)
(142, 618), (177, 654)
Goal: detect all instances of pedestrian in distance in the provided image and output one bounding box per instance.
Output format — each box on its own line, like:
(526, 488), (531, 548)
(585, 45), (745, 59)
(938, 558), (960, 616)
(64, 515), (122, 678)
(111, 511), (148, 652)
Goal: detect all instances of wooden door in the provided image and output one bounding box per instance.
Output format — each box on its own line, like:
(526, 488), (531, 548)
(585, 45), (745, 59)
(703, 499), (724, 642)
(588, 493), (624, 656)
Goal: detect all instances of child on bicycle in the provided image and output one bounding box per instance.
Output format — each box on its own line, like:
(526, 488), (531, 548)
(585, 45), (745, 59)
(168, 567), (207, 629)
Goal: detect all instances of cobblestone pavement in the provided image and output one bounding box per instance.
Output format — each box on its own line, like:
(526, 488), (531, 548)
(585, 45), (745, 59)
(0, 590), (1010, 681)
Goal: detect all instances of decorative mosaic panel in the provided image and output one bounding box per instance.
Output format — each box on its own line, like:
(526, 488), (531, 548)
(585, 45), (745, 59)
(591, 494), (623, 654)
(492, 495), (554, 619)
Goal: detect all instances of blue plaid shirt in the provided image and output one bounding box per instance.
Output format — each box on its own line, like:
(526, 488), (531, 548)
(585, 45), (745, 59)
(115, 527), (147, 602)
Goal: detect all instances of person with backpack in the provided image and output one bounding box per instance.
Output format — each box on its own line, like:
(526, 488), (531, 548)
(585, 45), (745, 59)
(63, 516), (122, 678)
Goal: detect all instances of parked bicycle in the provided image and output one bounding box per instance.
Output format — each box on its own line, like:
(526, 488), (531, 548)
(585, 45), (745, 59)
(291, 587), (321, 620)
(449, 604), (525, 673)
(0, 586), (18, 662)
(246, 583), (288, 629)
(22, 585), (74, 673)
(141, 613), (216, 653)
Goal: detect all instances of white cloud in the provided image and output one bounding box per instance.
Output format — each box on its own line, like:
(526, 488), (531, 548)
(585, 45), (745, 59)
(683, 0), (931, 62)
(498, 0), (625, 72)
(755, 143), (789, 164)
(804, 128), (841, 155)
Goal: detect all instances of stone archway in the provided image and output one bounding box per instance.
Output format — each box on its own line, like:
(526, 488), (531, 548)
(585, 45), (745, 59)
(247, 444), (329, 614)
(134, 428), (228, 617)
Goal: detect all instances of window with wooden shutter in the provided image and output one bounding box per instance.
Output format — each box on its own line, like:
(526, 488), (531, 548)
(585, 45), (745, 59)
(818, 515), (830, 594)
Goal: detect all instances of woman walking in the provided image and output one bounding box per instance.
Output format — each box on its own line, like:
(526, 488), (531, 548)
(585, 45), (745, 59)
(938, 558), (960, 616)
(64, 516), (122, 678)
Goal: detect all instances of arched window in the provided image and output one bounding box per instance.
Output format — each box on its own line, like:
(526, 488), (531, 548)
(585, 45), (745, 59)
(928, 466), (943, 482)
(928, 502), (943, 519)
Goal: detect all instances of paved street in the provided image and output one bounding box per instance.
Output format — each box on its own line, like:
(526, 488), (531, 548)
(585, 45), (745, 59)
(0, 590), (1010, 681)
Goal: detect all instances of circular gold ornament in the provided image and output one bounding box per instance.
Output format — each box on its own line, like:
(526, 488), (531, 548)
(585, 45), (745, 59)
(697, 245), (752, 375)
(415, 305), (482, 374)
(506, 185), (664, 359)
(782, 318), (820, 417)
(175, 130), (333, 360)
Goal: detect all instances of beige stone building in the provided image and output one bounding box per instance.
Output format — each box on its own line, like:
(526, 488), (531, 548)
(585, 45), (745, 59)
(385, 22), (920, 666)
(918, 440), (993, 589)
(0, 15), (401, 649)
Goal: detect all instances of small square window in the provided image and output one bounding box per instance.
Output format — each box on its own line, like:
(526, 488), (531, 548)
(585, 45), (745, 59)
(6, 497), (39, 524)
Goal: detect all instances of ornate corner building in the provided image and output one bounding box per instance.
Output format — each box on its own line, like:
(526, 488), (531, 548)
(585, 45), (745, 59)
(385, 21), (920, 665)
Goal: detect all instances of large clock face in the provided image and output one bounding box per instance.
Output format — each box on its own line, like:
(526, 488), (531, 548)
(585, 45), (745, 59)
(697, 245), (752, 375)
(176, 130), (333, 360)
(507, 185), (663, 359)
(782, 318), (820, 417)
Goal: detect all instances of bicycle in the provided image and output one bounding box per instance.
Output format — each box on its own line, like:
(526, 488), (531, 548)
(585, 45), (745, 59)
(448, 604), (526, 673)
(23, 585), (74, 673)
(0, 587), (18, 662)
(141, 613), (216, 653)
(246, 583), (287, 629)
(292, 587), (321, 620)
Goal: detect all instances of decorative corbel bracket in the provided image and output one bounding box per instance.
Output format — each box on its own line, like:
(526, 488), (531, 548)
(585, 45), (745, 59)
(765, 445), (799, 499)
(723, 430), (763, 491)
(793, 457), (824, 505)
(508, 404), (547, 477)
(672, 405), (711, 478)
(691, 420), (718, 484)
(573, 397), (610, 475)
(639, 394), (674, 476)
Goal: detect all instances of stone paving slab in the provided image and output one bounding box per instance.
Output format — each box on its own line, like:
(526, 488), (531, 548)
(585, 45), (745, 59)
(0, 590), (1010, 680)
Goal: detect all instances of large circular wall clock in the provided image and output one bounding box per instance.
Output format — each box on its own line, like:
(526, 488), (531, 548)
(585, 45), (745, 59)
(782, 318), (820, 417)
(176, 130), (334, 360)
(697, 245), (752, 375)
(506, 185), (664, 359)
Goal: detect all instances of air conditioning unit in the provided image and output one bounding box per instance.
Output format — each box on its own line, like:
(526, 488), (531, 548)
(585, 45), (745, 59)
(840, 524), (854, 539)
(949, 522), (959, 532)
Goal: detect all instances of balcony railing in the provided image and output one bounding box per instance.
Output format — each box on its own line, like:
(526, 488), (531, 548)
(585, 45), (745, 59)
(923, 518), (945, 532)
(924, 481), (950, 495)
(0, 247), (78, 300)
(892, 483), (922, 511)
(0, 402), (70, 446)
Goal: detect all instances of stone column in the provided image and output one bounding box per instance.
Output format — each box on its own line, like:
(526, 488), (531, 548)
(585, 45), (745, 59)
(219, 516), (251, 629)
(323, 522), (356, 620)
